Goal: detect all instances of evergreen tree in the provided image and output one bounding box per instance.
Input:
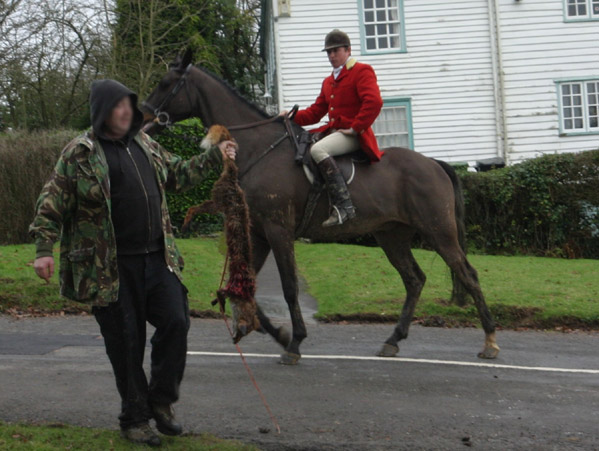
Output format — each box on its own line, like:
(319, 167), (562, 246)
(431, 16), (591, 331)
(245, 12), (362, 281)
(111, 0), (262, 99)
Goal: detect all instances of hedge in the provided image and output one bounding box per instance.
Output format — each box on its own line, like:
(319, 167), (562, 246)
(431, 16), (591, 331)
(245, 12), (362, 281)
(0, 129), (78, 244)
(461, 150), (599, 258)
(0, 120), (218, 245)
(2, 125), (597, 259)
(152, 118), (221, 234)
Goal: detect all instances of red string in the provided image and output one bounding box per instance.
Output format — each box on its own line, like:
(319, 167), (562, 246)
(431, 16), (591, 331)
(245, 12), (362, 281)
(218, 253), (230, 288)
(217, 253), (281, 434)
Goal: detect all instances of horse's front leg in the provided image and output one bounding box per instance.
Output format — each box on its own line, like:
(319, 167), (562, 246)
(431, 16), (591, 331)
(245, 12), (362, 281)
(264, 223), (306, 365)
(250, 231), (291, 349)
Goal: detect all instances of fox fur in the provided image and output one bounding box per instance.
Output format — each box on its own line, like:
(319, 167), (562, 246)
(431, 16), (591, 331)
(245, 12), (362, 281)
(183, 125), (260, 343)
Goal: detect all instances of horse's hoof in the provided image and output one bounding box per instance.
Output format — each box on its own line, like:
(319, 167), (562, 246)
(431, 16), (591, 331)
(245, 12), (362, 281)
(377, 343), (399, 358)
(279, 351), (301, 365)
(477, 346), (500, 359)
(276, 327), (291, 348)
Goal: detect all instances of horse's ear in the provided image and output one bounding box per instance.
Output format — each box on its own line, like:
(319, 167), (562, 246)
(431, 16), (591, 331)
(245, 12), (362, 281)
(180, 48), (193, 69)
(168, 53), (181, 69)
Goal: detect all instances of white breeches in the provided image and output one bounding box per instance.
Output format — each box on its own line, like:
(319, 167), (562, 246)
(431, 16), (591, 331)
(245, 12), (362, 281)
(310, 131), (361, 164)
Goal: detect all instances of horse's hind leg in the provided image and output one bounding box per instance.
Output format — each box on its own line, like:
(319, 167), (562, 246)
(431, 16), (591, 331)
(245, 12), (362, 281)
(251, 232), (291, 349)
(434, 238), (500, 359)
(374, 227), (426, 358)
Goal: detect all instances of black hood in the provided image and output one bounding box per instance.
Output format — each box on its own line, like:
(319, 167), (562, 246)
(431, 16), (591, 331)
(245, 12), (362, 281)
(89, 79), (144, 140)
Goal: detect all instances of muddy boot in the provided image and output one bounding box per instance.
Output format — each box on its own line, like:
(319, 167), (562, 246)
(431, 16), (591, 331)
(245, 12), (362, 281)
(317, 157), (356, 227)
(120, 423), (161, 447)
(152, 403), (183, 436)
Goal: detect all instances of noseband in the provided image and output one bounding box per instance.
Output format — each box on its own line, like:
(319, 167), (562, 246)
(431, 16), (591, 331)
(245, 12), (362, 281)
(143, 63), (193, 126)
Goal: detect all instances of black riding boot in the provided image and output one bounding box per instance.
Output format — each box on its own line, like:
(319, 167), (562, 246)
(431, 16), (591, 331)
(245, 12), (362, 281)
(317, 157), (356, 227)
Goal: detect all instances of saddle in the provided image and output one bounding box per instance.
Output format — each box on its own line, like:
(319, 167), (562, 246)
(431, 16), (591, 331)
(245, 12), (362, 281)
(293, 129), (370, 186)
(289, 128), (370, 237)
(281, 112), (370, 237)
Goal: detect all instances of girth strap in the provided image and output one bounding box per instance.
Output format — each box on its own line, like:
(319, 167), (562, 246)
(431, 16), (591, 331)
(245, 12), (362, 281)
(295, 182), (325, 238)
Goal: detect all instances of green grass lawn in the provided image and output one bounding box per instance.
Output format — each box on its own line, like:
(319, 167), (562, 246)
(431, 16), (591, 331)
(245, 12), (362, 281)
(0, 421), (257, 450)
(0, 239), (225, 315)
(1, 238), (598, 328)
(0, 244), (76, 314)
(295, 242), (599, 327)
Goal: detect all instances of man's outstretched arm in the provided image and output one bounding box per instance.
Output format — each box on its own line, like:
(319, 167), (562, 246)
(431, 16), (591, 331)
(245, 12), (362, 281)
(142, 133), (236, 193)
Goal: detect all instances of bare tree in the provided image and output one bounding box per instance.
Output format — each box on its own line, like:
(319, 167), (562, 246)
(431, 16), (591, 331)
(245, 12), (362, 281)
(0, 0), (110, 129)
(108, 0), (203, 96)
(0, 0), (266, 129)
(108, 0), (264, 99)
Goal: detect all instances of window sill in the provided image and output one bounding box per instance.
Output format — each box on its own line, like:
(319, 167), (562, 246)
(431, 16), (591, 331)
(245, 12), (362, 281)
(360, 49), (407, 56)
(563, 17), (599, 22)
(559, 131), (599, 137)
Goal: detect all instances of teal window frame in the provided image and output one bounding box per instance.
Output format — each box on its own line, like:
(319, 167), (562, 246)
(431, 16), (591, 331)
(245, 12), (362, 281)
(563, 0), (599, 22)
(357, 0), (407, 55)
(372, 97), (414, 149)
(555, 78), (599, 136)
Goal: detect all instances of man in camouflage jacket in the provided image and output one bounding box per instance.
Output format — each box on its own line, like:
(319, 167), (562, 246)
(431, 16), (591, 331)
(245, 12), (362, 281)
(29, 79), (236, 447)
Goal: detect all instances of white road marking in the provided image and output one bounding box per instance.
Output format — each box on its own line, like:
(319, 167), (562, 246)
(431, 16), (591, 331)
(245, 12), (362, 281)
(187, 351), (599, 374)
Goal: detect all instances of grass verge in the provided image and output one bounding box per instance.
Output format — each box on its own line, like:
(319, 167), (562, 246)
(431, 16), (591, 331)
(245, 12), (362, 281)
(1, 238), (598, 329)
(0, 240), (225, 316)
(0, 421), (257, 450)
(295, 242), (599, 329)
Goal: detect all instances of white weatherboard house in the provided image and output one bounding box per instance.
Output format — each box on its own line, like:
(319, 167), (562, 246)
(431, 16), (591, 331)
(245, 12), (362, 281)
(260, 0), (599, 166)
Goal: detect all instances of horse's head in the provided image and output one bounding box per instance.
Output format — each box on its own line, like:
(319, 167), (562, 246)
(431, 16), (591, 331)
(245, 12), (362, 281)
(143, 48), (271, 136)
(141, 49), (197, 130)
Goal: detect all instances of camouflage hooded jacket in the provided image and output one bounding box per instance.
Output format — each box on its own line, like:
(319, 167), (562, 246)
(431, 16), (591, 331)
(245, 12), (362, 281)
(29, 130), (221, 306)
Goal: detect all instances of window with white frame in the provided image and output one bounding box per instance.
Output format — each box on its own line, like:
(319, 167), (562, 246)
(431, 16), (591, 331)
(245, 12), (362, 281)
(559, 80), (599, 133)
(360, 0), (405, 52)
(564, 0), (599, 20)
(371, 99), (413, 148)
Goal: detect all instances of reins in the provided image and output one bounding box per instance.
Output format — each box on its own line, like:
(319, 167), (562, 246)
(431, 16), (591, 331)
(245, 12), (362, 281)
(150, 87), (299, 179)
(226, 115), (282, 131)
(216, 254), (281, 435)
(237, 132), (289, 179)
(233, 107), (297, 178)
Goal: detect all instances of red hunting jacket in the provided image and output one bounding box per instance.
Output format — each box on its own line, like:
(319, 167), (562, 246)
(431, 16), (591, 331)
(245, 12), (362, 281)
(294, 58), (384, 162)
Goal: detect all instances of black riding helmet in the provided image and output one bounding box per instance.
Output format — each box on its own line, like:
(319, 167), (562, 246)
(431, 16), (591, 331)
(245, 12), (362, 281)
(322, 29), (351, 51)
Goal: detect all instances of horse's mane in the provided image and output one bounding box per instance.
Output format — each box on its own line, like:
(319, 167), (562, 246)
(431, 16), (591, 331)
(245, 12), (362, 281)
(194, 66), (271, 120)
(192, 65), (306, 135)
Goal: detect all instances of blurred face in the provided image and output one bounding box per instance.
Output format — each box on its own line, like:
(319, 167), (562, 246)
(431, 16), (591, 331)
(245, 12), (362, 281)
(105, 96), (133, 138)
(326, 46), (351, 69)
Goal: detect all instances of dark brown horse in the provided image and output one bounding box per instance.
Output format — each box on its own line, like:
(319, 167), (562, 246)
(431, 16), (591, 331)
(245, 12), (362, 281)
(142, 50), (500, 364)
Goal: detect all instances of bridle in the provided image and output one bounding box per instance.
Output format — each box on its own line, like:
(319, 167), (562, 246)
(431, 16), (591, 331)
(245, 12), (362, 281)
(143, 64), (300, 178)
(142, 63), (194, 126)
(143, 63), (295, 131)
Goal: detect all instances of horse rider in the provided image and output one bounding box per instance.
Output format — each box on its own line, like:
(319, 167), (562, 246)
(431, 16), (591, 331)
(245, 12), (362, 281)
(30, 79), (236, 446)
(280, 29), (383, 227)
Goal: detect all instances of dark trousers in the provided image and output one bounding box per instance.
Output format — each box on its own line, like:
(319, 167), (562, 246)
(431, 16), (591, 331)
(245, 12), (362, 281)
(93, 251), (190, 429)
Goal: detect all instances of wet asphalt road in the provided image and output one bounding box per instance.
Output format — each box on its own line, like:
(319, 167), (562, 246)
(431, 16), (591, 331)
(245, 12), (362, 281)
(1, 316), (598, 450)
(1, 256), (599, 450)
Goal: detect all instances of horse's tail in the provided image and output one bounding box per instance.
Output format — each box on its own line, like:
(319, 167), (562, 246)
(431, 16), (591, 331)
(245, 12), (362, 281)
(433, 159), (470, 306)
